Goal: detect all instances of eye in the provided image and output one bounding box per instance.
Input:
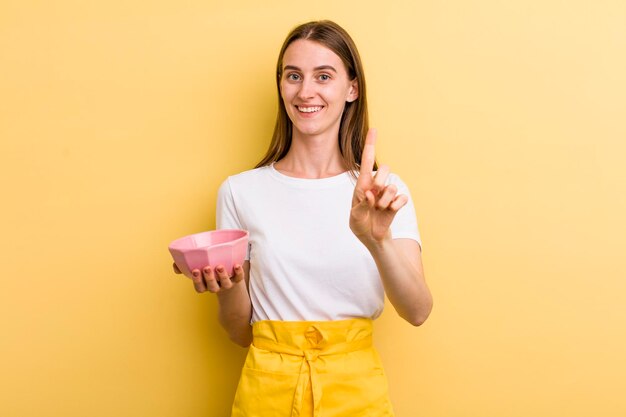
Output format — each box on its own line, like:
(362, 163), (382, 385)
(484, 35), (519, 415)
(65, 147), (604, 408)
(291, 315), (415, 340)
(319, 73), (331, 81)
(286, 73), (301, 81)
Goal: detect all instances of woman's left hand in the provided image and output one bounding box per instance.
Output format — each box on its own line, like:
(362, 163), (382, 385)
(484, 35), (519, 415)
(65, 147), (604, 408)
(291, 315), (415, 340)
(350, 128), (408, 246)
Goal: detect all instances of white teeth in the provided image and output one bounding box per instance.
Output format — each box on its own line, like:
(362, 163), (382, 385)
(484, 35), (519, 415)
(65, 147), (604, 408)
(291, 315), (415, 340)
(298, 106), (322, 113)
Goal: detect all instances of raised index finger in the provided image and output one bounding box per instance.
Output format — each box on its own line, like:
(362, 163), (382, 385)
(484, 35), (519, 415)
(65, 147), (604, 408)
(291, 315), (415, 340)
(358, 128), (377, 182)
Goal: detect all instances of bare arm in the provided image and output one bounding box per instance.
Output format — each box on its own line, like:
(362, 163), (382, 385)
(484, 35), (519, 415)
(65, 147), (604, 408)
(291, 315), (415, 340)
(214, 261), (252, 346)
(350, 128), (433, 326)
(175, 261), (253, 347)
(363, 238), (432, 326)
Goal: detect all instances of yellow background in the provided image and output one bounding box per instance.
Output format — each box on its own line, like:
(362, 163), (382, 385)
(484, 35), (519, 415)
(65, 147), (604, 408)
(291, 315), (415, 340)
(1, 1), (625, 416)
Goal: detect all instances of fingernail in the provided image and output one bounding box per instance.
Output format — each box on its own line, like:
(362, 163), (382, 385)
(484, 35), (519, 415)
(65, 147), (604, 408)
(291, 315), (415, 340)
(217, 266), (224, 273)
(234, 264), (241, 270)
(192, 271), (199, 277)
(204, 266), (211, 274)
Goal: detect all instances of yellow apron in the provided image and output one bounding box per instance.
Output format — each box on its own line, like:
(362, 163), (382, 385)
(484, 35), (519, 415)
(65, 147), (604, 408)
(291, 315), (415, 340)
(231, 319), (395, 417)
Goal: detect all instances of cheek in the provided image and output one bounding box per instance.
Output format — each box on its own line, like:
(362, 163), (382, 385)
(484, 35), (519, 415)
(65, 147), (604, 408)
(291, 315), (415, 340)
(280, 84), (296, 103)
(325, 82), (351, 100)
(321, 87), (350, 107)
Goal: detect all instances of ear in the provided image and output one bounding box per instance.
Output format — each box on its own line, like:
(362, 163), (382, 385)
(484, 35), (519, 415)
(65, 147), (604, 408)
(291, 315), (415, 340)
(346, 79), (359, 103)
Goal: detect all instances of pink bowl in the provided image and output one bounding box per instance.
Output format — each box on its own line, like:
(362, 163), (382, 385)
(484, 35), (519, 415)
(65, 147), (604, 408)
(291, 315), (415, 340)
(168, 229), (249, 279)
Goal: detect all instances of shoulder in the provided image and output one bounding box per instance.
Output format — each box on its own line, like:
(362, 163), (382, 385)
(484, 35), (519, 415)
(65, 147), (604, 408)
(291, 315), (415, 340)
(386, 172), (405, 184)
(354, 170), (411, 190)
(382, 172), (411, 190)
(220, 166), (273, 190)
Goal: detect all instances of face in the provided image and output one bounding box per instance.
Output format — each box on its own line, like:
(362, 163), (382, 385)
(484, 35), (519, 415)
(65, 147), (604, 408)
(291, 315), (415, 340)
(280, 39), (358, 139)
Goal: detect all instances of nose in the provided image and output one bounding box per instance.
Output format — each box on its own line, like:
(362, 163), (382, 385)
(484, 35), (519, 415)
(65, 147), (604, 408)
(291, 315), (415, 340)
(297, 77), (316, 100)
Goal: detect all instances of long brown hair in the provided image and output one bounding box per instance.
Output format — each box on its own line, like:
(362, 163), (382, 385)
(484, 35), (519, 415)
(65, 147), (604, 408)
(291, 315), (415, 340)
(255, 20), (376, 175)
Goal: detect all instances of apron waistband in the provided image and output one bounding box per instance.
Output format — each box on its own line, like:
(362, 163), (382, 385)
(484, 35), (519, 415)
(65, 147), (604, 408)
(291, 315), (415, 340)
(252, 320), (373, 417)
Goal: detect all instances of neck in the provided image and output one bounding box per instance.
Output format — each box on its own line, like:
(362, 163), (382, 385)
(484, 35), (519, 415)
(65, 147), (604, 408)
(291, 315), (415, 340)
(274, 131), (346, 179)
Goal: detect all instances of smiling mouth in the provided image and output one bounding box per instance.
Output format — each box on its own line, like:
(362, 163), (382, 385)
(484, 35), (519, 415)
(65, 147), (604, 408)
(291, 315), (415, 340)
(296, 106), (323, 113)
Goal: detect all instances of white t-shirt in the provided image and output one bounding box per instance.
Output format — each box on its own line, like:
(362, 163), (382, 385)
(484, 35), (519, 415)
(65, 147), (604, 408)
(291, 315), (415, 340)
(216, 163), (421, 323)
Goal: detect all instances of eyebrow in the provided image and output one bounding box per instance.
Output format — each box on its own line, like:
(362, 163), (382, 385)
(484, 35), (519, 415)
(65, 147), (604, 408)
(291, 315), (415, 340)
(283, 65), (338, 73)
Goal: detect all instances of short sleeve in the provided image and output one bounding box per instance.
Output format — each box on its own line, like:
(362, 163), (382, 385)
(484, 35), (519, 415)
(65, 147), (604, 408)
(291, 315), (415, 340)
(216, 178), (251, 260)
(387, 173), (422, 250)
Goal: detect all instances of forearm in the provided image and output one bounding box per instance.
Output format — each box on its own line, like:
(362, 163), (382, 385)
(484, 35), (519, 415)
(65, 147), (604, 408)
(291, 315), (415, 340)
(365, 238), (433, 326)
(216, 280), (253, 346)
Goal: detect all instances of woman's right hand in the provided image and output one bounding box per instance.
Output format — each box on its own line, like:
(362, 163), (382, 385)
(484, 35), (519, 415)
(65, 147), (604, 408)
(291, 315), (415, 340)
(172, 262), (245, 293)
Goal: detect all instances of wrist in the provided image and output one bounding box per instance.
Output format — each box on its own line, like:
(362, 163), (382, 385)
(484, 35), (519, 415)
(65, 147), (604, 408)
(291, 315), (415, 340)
(361, 232), (393, 254)
(216, 279), (247, 301)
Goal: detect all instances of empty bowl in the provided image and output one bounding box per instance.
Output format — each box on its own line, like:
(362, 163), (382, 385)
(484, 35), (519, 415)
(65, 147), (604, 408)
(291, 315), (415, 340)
(168, 229), (249, 279)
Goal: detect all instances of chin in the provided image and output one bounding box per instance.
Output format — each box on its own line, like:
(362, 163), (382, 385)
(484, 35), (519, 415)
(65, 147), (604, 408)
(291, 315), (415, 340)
(292, 123), (321, 136)
(292, 120), (342, 138)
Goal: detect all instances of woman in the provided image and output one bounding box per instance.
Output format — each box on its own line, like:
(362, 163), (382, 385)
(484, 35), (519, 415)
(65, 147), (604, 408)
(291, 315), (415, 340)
(175, 20), (432, 417)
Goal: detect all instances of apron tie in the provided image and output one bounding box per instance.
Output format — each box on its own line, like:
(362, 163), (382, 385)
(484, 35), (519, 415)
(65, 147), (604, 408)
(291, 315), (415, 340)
(253, 327), (373, 417)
